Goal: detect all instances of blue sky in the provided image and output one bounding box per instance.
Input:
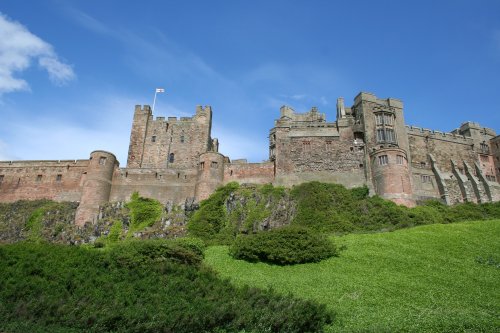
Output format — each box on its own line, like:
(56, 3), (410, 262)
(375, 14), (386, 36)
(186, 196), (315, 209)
(1, 0), (499, 164)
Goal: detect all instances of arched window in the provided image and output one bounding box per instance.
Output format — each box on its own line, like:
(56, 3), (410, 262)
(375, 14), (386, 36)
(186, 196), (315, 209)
(169, 153), (174, 163)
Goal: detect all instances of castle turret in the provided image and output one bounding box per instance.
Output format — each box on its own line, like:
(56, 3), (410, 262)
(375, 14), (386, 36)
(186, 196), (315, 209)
(75, 151), (118, 226)
(354, 92), (415, 206)
(370, 148), (414, 206)
(194, 151), (225, 201)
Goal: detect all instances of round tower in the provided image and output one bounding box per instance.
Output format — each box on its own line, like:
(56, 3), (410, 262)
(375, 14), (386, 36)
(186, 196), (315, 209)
(75, 151), (118, 226)
(194, 152), (225, 201)
(370, 147), (415, 207)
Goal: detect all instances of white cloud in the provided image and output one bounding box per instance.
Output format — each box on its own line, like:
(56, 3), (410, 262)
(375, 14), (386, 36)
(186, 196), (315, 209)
(0, 13), (75, 95)
(0, 94), (139, 163)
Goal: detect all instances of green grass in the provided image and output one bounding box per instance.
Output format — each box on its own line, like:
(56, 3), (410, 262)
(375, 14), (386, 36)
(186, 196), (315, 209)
(205, 220), (500, 332)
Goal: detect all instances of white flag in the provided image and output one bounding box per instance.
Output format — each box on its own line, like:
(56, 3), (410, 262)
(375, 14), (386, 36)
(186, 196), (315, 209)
(156, 88), (165, 93)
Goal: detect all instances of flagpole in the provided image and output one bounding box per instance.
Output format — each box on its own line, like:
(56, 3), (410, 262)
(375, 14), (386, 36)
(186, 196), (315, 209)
(152, 90), (158, 113)
(152, 88), (165, 113)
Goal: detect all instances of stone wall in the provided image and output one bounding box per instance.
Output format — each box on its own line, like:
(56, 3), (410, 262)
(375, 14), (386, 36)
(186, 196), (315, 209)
(489, 135), (500, 182)
(0, 160), (88, 202)
(223, 161), (274, 185)
(407, 127), (477, 173)
(109, 167), (198, 205)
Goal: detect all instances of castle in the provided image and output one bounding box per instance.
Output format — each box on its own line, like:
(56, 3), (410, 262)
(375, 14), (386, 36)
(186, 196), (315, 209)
(1, 92), (499, 225)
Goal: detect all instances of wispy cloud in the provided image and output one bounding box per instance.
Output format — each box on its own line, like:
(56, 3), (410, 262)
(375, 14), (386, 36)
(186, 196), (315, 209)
(0, 12), (75, 95)
(0, 139), (12, 160)
(0, 94), (142, 163)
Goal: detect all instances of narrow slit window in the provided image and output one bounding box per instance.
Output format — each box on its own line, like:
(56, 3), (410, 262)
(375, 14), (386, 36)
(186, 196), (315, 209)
(169, 153), (174, 163)
(36, 175), (43, 182)
(99, 156), (107, 165)
(396, 155), (404, 165)
(56, 174), (62, 182)
(0, 175), (4, 183)
(152, 136), (157, 142)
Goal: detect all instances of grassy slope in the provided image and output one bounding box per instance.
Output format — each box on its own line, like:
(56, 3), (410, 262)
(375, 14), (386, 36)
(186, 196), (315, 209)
(205, 220), (500, 332)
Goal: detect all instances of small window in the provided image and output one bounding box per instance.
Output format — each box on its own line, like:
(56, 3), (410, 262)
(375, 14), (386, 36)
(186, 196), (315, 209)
(396, 155), (404, 165)
(169, 153), (174, 163)
(56, 174), (62, 182)
(0, 175), (4, 183)
(211, 161), (218, 168)
(325, 140), (332, 145)
(230, 170), (233, 176)
(385, 129), (395, 142)
(378, 155), (388, 166)
(384, 113), (393, 125)
(36, 175), (43, 182)
(152, 136), (157, 142)
(376, 129), (385, 142)
(421, 175), (432, 183)
(200, 161), (205, 170)
(180, 135), (185, 143)
(99, 156), (107, 165)
(420, 162), (426, 168)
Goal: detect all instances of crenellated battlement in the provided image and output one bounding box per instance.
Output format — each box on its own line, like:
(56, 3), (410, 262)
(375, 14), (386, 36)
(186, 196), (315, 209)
(406, 125), (473, 144)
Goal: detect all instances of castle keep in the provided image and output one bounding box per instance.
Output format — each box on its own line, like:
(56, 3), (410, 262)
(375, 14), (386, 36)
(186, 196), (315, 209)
(1, 92), (499, 225)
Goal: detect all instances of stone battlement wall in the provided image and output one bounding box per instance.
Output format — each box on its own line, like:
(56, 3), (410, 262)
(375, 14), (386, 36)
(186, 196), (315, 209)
(223, 162), (274, 185)
(0, 159), (89, 202)
(110, 167), (198, 205)
(406, 125), (474, 144)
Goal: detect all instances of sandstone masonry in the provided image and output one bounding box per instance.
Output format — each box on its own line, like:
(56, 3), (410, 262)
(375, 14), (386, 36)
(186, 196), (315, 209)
(1, 92), (499, 225)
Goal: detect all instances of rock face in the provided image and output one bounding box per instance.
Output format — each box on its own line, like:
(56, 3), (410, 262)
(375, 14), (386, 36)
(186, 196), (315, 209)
(224, 185), (296, 232)
(0, 185), (295, 244)
(0, 199), (188, 245)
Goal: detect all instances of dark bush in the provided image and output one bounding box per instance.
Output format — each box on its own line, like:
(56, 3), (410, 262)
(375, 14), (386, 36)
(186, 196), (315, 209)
(230, 226), (338, 265)
(0, 241), (333, 333)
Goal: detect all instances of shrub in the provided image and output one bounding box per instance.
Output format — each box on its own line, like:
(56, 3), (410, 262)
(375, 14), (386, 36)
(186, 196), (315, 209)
(0, 242), (333, 333)
(188, 182), (239, 240)
(230, 226), (338, 265)
(171, 236), (206, 257)
(291, 182), (357, 232)
(125, 192), (163, 236)
(106, 239), (204, 267)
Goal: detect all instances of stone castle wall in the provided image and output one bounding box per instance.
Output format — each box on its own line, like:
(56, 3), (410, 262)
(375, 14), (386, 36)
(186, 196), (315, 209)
(1, 91), (499, 226)
(0, 160), (89, 203)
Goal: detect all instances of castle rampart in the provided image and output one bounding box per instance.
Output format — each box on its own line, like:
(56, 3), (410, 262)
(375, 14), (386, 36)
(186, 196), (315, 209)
(1, 91), (499, 226)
